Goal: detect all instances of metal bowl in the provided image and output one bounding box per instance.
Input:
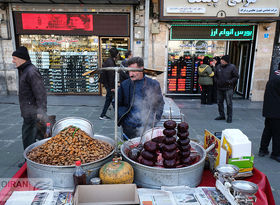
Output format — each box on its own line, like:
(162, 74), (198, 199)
(121, 137), (206, 188)
(24, 134), (115, 189)
(216, 164), (240, 177)
(52, 117), (94, 138)
(231, 180), (258, 195)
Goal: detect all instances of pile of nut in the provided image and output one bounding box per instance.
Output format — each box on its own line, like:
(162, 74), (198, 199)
(27, 126), (113, 166)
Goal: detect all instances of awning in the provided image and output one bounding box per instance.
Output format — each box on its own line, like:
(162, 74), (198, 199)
(0, 0), (139, 4)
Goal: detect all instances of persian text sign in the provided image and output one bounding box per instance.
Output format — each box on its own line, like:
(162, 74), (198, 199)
(171, 25), (254, 41)
(22, 13), (93, 31)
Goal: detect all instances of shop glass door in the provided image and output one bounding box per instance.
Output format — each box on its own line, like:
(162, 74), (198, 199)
(229, 41), (252, 98)
(100, 37), (130, 66)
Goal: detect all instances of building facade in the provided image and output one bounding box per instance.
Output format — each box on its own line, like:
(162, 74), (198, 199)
(0, 0), (279, 101)
(149, 0), (280, 101)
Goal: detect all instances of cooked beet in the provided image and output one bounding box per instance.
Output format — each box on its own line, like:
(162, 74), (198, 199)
(164, 137), (176, 145)
(177, 122), (189, 132)
(128, 148), (141, 161)
(141, 150), (157, 161)
(140, 158), (155, 166)
(177, 131), (189, 139)
(144, 141), (157, 153)
(152, 136), (165, 143)
(163, 129), (176, 137)
(157, 143), (165, 152)
(177, 138), (190, 146)
(181, 156), (193, 165)
(180, 150), (190, 158)
(163, 158), (176, 168)
(162, 150), (177, 160)
(163, 120), (176, 129)
(178, 144), (191, 152)
(163, 143), (177, 152)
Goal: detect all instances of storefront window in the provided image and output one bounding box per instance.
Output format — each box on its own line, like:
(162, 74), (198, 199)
(20, 35), (99, 94)
(167, 40), (226, 94)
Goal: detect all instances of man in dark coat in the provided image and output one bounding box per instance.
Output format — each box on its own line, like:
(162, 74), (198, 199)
(99, 47), (119, 120)
(258, 69), (280, 162)
(214, 55), (239, 123)
(118, 57), (164, 139)
(12, 46), (47, 151)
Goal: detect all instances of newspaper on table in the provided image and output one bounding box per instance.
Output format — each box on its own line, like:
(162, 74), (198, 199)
(137, 188), (177, 205)
(161, 186), (230, 205)
(5, 190), (73, 205)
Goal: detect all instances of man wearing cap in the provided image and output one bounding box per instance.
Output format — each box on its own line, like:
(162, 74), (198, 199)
(12, 46), (47, 154)
(214, 55), (239, 123)
(117, 57), (164, 139)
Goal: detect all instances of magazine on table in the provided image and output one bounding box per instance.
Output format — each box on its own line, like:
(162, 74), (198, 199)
(5, 190), (73, 205)
(137, 188), (177, 205)
(161, 186), (230, 205)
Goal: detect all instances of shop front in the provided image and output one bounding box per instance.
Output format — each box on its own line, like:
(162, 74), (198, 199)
(12, 4), (132, 95)
(157, 0), (280, 100)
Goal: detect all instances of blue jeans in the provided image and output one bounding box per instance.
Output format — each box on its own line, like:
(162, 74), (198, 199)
(217, 89), (233, 119)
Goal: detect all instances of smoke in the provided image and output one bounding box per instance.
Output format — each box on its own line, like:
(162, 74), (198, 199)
(133, 83), (162, 139)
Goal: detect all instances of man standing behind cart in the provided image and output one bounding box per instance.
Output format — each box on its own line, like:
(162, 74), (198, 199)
(214, 55), (239, 123)
(12, 46), (47, 158)
(117, 57), (164, 139)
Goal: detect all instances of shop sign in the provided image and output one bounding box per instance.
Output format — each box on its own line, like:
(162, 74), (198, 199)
(239, 8), (278, 14)
(167, 7), (206, 14)
(170, 25), (254, 41)
(22, 13), (93, 31)
(160, 0), (280, 20)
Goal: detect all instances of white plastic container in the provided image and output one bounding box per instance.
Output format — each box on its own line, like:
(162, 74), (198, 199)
(221, 129), (251, 158)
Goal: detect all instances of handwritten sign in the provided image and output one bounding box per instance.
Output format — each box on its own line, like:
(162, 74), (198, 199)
(170, 25), (254, 41)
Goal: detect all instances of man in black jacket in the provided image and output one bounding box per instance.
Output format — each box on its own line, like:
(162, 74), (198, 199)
(258, 70), (280, 162)
(214, 55), (239, 123)
(99, 47), (119, 120)
(12, 46), (47, 151)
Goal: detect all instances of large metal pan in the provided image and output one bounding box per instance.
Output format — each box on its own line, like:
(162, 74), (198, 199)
(121, 127), (213, 188)
(24, 135), (114, 190)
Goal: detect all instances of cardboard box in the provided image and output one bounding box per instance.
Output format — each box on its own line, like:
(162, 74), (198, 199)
(73, 184), (140, 205)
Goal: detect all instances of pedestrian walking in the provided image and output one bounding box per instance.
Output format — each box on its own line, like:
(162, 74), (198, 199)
(12, 46), (47, 166)
(119, 50), (132, 83)
(258, 69), (280, 162)
(99, 47), (119, 120)
(198, 56), (214, 104)
(214, 55), (239, 123)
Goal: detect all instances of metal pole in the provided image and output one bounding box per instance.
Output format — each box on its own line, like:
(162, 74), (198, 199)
(114, 69), (119, 148)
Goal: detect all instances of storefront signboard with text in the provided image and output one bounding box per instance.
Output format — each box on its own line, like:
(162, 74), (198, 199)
(170, 25), (254, 41)
(160, 0), (280, 21)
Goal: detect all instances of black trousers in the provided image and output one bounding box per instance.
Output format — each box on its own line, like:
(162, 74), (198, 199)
(259, 118), (280, 156)
(201, 85), (213, 104)
(217, 89), (233, 119)
(100, 87), (114, 117)
(22, 116), (37, 150)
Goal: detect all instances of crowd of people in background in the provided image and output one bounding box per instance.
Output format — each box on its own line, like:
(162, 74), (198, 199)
(198, 55), (239, 123)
